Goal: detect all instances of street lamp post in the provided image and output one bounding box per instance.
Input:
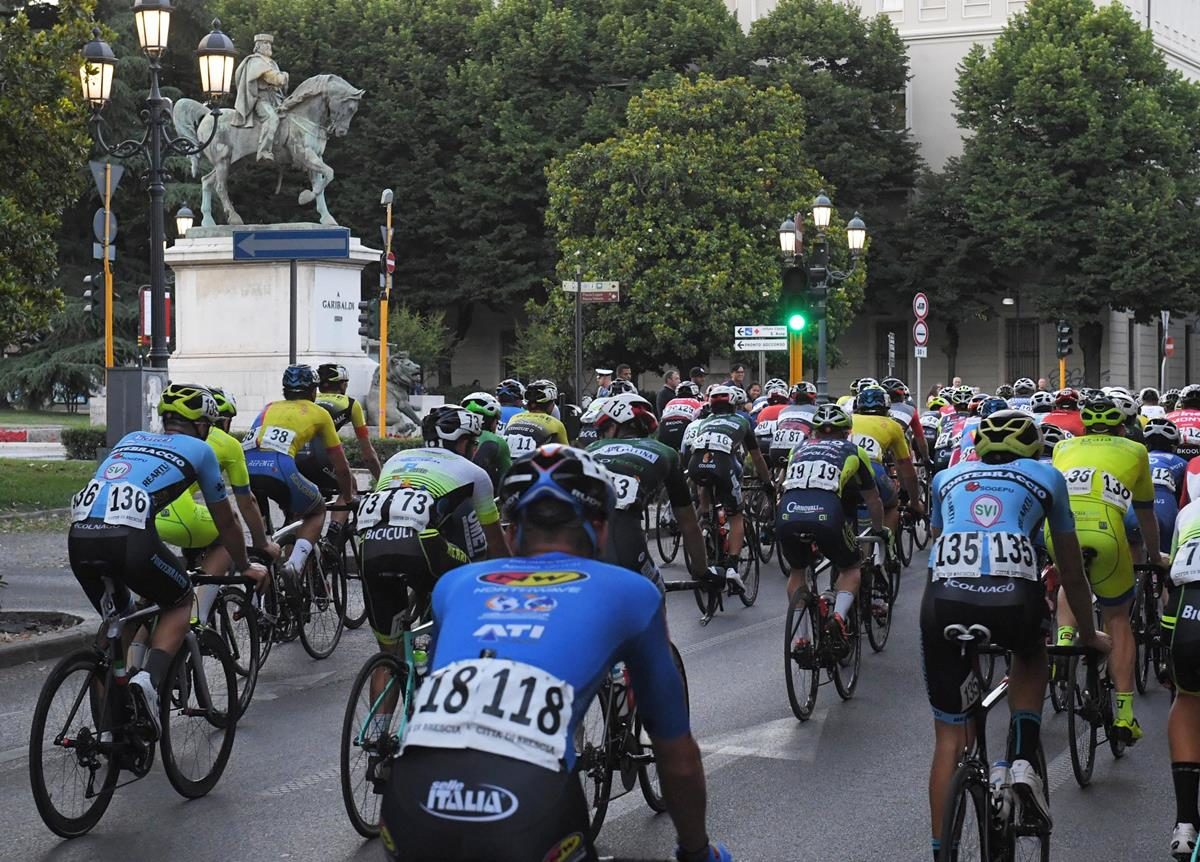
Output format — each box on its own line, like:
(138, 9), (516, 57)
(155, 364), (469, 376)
(778, 192), (866, 399)
(79, 5), (235, 371)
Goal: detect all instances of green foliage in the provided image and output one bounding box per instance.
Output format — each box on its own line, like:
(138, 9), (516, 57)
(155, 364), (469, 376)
(0, 458), (99, 512)
(537, 74), (864, 377)
(61, 426), (108, 460)
(387, 304), (451, 377)
(0, 0), (97, 349)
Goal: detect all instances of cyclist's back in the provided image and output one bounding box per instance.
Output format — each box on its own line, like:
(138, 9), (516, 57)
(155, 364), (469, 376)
(245, 388), (342, 518)
(156, 423), (247, 550)
(657, 383), (702, 452)
(504, 379), (568, 456)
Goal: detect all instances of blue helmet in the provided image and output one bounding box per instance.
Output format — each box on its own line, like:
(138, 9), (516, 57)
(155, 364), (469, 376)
(496, 378), (525, 404)
(282, 364), (318, 393)
(854, 385), (889, 415)
(979, 397), (1009, 418)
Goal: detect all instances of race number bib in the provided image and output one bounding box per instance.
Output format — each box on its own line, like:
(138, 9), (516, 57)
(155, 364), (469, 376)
(70, 480), (103, 522)
(259, 425), (297, 455)
(1065, 468), (1130, 510)
(755, 420), (777, 440)
(506, 434), (537, 456)
(402, 659), (573, 771)
(357, 487), (435, 531)
(931, 531), (1038, 580)
(681, 424), (701, 449)
(851, 434), (884, 461)
(693, 430), (733, 454)
(783, 459), (841, 492)
(102, 483), (152, 529)
(1171, 539), (1200, 586)
(609, 473), (640, 510)
(934, 432), (953, 450)
(773, 427), (807, 449)
(1153, 467), (1177, 494)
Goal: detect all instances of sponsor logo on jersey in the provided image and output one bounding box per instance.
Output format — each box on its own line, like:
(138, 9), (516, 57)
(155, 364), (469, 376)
(483, 593), (558, 616)
(784, 502), (825, 514)
(486, 595), (521, 612)
(1182, 604), (1199, 621)
(969, 495), (1003, 528)
(523, 594), (557, 612)
(542, 832), (587, 862)
(478, 570), (587, 587)
(473, 623), (546, 640)
(942, 578), (1016, 594)
(363, 526), (418, 541)
(140, 463), (170, 487)
(421, 779), (519, 822)
(593, 443), (659, 462)
(103, 461), (132, 480)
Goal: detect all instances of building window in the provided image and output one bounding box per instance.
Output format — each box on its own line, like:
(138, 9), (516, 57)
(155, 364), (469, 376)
(875, 322), (909, 382)
(879, 0), (904, 11)
(962, 0), (990, 17)
(1005, 319), (1039, 382)
(919, 0), (947, 21)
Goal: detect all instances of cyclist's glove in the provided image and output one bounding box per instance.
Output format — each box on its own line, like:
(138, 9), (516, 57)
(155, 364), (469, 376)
(676, 843), (734, 862)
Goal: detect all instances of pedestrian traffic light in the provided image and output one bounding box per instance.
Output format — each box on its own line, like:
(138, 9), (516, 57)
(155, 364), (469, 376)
(1056, 320), (1073, 358)
(780, 267), (809, 333)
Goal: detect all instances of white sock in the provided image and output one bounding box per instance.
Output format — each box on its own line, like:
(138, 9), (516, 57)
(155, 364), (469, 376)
(287, 538), (314, 572)
(834, 590), (855, 618)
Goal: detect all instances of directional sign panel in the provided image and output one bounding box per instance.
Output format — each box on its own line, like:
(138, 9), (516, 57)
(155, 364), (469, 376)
(734, 337), (788, 352)
(734, 325), (787, 338)
(913, 319), (930, 347)
(561, 280), (619, 293)
(232, 228), (350, 261)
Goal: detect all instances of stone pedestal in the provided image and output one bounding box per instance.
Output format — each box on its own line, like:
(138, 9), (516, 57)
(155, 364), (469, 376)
(165, 224), (379, 430)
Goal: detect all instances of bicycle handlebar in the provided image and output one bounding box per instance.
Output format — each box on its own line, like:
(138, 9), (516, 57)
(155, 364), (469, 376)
(663, 579), (702, 593)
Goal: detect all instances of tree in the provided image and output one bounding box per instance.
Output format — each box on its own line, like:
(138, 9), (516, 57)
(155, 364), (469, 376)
(0, 0), (98, 349)
(953, 0), (1200, 384)
(533, 74), (864, 378)
(387, 304), (452, 379)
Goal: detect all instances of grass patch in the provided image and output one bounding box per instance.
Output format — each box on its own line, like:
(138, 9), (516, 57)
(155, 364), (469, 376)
(0, 459), (96, 513)
(0, 409), (92, 427)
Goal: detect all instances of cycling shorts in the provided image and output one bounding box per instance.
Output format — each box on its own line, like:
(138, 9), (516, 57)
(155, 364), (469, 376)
(1057, 500), (1135, 606)
(602, 509), (664, 594)
(68, 519), (193, 613)
(380, 747), (596, 862)
(1166, 584), (1200, 695)
(295, 448), (339, 497)
(919, 575), (1049, 724)
(360, 527), (469, 645)
(776, 490), (861, 571)
(871, 461), (898, 508)
(247, 449), (324, 519)
(686, 451), (743, 515)
(155, 492), (218, 550)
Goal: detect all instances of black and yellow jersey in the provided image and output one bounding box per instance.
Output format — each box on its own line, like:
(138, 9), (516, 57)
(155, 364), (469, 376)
(315, 391), (369, 438)
(782, 438), (876, 499)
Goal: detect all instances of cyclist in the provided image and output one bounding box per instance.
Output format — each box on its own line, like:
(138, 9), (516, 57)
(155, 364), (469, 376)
(1051, 395), (1168, 745)
(1165, 387), (1183, 413)
(1108, 388), (1144, 442)
(882, 377), (931, 467)
(922, 411), (1108, 859)
(1042, 388), (1086, 437)
(68, 384), (268, 737)
(768, 383), (818, 469)
(155, 386), (278, 595)
(752, 380), (791, 455)
(775, 404), (885, 655)
(1169, 384), (1200, 460)
(587, 393), (709, 590)
(1009, 377), (1036, 410)
(657, 381), (703, 452)
(932, 388), (972, 472)
(850, 385), (924, 539)
(575, 395), (609, 448)
(503, 379), (569, 458)
(1165, 496), (1200, 860)
(245, 365), (356, 581)
(1137, 418), (1187, 555)
(947, 396), (1008, 467)
(462, 391), (512, 489)
(358, 406), (509, 653)
(380, 445), (730, 862)
(686, 384), (770, 591)
(495, 378), (526, 433)
(1140, 387), (1166, 420)
(995, 383), (1015, 402)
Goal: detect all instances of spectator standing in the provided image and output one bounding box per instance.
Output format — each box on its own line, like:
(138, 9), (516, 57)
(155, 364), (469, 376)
(1037, 377), (1052, 392)
(656, 370), (680, 416)
(689, 366), (708, 390)
(595, 368), (614, 399)
(616, 364), (633, 382)
(724, 362), (747, 389)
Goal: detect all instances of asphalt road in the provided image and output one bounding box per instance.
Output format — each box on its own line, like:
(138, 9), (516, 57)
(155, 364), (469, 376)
(0, 544), (1178, 862)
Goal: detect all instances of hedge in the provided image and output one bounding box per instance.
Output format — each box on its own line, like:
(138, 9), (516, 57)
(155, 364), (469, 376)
(61, 427), (107, 461)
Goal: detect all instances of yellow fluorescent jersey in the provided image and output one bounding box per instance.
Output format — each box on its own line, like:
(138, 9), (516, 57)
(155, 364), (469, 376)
(503, 410), (570, 456)
(1051, 434), (1153, 513)
(251, 399), (342, 458)
(316, 391), (370, 439)
(850, 413), (911, 464)
(208, 426), (251, 492)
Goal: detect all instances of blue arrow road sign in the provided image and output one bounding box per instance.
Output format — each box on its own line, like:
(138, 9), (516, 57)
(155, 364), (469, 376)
(232, 228), (350, 261)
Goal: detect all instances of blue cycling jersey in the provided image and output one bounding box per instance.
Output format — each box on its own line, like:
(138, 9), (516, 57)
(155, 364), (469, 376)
(403, 552), (689, 772)
(1009, 396), (1032, 411)
(498, 405), (524, 434)
(71, 430), (226, 527)
(1150, 450), (1188, 498)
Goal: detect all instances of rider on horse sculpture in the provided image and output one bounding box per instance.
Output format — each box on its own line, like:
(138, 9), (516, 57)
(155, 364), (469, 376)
(231, 34), (289, 162)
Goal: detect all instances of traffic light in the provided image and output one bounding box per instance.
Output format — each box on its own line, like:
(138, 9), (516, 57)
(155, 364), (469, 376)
(1056, 319), (1073, 358)
(82, 273), (103, 314)
(358, 298), (374, 340)
(787, 310), (807, 332)
(779, 267), (809, 333)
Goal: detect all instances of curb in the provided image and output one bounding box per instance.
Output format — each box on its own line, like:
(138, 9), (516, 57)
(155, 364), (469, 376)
(0, 427), (63, 443)
(0, 619), (97, 670)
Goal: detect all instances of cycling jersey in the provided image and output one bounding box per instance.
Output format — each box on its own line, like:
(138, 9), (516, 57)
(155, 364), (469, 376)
(247, 399), (342, 458)
(753, 402), (788, 452)
(497, 404), (524, 435)
(1009, 396), (1032, 411)
(1168, 408), (1200, 459)
(888, 401), (923, 440)
(1140, 405), (1167, 420)
(686, 411), (757, 516)
(851, 413), (910, 464)
(947, 418), (981, 467)
(1168, 501), (1200, 694)
(656, 397), (701, 451)
(156, 426), (251, 550)
(1123, 449), (1186, 554)
(688, 412), (757, 457)
(503, 411), (569, 458)
(472, 429), (512, 490)
(1041, 409), (1086, 438)
(315, 390), (370, 439)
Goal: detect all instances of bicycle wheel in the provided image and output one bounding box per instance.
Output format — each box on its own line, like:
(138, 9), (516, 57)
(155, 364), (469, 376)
(160, 628), (239, 798)
(738, 521), (761, 607)
(863, 565), (892, 653)
(637, 643), (689, 812)
(784, 587), (820, 721)
(833, 603), (861, 700)
(1130, 588), (1148, 695)
(937, 764), (989, 862)
(213, 588), (260, 716)
(342, 533), (369, 629)
(750, 489), (776, 564)
(655, 493), (681, 565)
(1048, 655), (1069, 714)
(29, 650), (120, 838)
(575, 687), (613, 839)
(340, 651), (407, 838)
(300, 553), (345, 660)
(913, 510), (931, 550)
(1066, 655), (1097, 787)
(898, 518), (914, 567)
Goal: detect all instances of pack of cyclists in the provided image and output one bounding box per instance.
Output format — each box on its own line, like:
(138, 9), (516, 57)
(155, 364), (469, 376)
(58, 364), (1200, 861)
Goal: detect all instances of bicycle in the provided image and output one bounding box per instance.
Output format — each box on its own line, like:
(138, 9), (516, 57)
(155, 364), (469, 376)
(29, 573), (241, 838)
(195, 563), (263, 716)
(685, 501), (760, 624)
(743, 478), (777, 565)
(937, 622), (1092, 862)
(1130, 562), (1170, 694)
(322, 500), (368, 630)
(1063, 613), (1125, 787)
(652, 487), (682, 565)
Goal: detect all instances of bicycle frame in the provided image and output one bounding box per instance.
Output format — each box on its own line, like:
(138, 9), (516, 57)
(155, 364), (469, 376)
(354, 617), (434, 748)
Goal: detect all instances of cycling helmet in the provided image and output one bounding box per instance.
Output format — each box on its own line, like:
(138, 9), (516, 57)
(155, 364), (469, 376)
(461, 391), (501, 420)
(1029, 391), (1055, 413)
(855, 377), (880, 394)
(1104, 385), (1132, 398)
(708, 384), (736, 411)
(1143, 417), (1180, 450)
(496, 378), (526, 403)
(1138, 387), (1160, 405)
(974, 409), (1042, 460)
(880, 377), (906, 401)
(854, 386), (889, 415)
(317, 362), (349, 386)
(1080, 396), (1124, 432)
(995, 383), (1015, 400)
(1053, 388), (1079, 410)
(1040, 423), (1070, 456)
(526, 379), (558, 405)
(938, 386), (955, 401)
(764, 382), (790, 405)
(949, 387), (972, 409)
(595, 393), (658, 436)
(1013, 378), (1036, 396)
(731, 386), (749, 407)
(282, 364), (318, 393)
(811, 403), (853, 433)
(1180, 384), (1200, 410)
(1109, 391), (1138, 419)
(608, 378), (637, 396)
(208, 386), (237, 418)
(764, 378), (787, 392)
(968, 393), (988, 415)
(791, 381), (817, 404)
(158, 383), (220, 423)
(422, 405), (483, 446)
(499, 444), (615, 534)
(1164, 388), (1182, 410)
(1078, 387), (1102, 401)
(580, 396), (610, 425)
(979, 397), (1008, 418)
(674, 381), (701, 399)
(927, 395), (949, 411)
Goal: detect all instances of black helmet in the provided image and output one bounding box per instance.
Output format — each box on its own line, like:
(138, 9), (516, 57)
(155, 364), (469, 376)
(608, 379), (637, 396)
(282, 364), (318, 393)
(317, 363), (349, 386)
(500, 445), (614, 533)
(422, 406), (483, 447)
(526, 379), (558, 405)
(1040, 423), (1070, 457)
(1143, 417), (1180, 451)
(1180, 384), (1200, 410)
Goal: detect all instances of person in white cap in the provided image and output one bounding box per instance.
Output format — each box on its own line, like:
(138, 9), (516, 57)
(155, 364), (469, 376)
(595, 368), (614, 399)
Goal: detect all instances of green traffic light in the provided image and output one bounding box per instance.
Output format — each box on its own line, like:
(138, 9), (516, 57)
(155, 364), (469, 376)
(788, 312), (807, 332)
